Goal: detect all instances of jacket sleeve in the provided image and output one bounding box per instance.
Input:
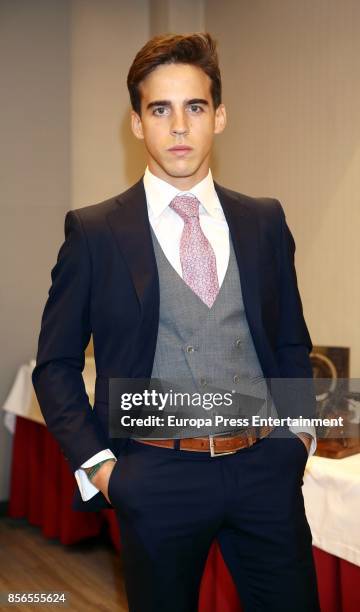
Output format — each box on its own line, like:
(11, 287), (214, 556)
(32, 210), (109, 472)
(275, 202), (313, 376)
(273, 202), (316, 420)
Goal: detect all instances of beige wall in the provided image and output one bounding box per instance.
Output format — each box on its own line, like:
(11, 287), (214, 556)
(71, 0), (149, 208)
(0, 0), (71, 501)
(206, 0), (360, 375)
(150, 0), (204, 35)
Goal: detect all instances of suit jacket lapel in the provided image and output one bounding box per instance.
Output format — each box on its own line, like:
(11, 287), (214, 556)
(214, 182), (263, 347)
(106, 179), (158, 312)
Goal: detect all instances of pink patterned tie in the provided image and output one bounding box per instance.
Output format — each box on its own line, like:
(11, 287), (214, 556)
(170, 194), (219, 308)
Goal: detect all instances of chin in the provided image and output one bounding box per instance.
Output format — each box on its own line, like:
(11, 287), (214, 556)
(162, 163), (199, 179)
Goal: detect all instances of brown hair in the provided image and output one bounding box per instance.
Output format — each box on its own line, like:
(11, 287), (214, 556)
(127, 33), (222, 114)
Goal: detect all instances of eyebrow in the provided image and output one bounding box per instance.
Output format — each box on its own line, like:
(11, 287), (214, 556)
(146, 98), (209, 110)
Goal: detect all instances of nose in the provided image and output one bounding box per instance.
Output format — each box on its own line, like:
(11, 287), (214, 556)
(170, 108), (189, 136)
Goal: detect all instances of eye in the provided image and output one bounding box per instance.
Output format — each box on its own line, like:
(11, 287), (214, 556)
(188, 104), (203, 113)
(153, 106), (169, 116)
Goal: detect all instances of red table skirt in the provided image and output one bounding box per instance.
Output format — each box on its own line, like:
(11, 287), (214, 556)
(8, 416), (360, 612)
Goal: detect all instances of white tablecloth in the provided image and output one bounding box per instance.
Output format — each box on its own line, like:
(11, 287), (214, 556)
(303, 453), (360, 566)
(2, 360), (360, 566)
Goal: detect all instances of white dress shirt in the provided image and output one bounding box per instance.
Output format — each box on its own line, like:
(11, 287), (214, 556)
(75, 167), (316, 501)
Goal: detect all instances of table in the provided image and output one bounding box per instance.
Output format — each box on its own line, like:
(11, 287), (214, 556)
(3, 363), (360, 611)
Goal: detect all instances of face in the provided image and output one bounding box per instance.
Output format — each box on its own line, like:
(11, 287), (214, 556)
(131, 63), (226, 190)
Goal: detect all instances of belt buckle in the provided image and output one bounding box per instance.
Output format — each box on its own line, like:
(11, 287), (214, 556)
(209, 434), (237, 457)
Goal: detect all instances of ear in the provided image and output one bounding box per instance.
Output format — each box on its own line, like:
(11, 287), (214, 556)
(131, 110), (144, 140)
(214, 104), (226, 135)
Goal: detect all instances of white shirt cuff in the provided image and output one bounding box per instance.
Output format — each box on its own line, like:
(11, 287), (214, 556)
(288, 425), (317, 456)
(74, 449), (116, 501)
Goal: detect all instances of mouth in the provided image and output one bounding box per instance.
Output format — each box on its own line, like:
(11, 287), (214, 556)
(168, 146), (193, 156)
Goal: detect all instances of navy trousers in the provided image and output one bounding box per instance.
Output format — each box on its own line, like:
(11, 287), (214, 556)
(108, 430), (320, 612)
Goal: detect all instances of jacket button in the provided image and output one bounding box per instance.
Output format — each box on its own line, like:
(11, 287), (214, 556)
(186, 345), (195, 353)
(233, 374), (240, 383)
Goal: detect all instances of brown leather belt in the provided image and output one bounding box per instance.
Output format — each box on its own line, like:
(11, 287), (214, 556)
(135, 425), (274, 457)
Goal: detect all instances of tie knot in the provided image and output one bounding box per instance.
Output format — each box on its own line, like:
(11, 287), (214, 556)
(170, 194), (200, 221)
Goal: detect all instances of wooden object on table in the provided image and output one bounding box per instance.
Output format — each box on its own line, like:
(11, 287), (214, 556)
(315, 439), (360, 459)
(315, 419), (360, 459)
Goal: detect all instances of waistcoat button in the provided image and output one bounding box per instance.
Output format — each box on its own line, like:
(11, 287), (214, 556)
(186, 345), (195, 353)
(233, 374), (240, 383)
(235, 338), (242, 348)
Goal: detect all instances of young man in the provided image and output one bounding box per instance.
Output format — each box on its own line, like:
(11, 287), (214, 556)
(33, 33), (320, 612)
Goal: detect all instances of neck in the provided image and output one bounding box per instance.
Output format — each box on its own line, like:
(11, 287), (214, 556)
(147, 163), (210, 191)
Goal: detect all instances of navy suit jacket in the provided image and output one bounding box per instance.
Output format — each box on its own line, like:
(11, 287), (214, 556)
(32, 178), (315, 512)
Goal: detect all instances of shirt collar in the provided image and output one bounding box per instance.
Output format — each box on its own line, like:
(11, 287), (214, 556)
(143, 166), (221, 220)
